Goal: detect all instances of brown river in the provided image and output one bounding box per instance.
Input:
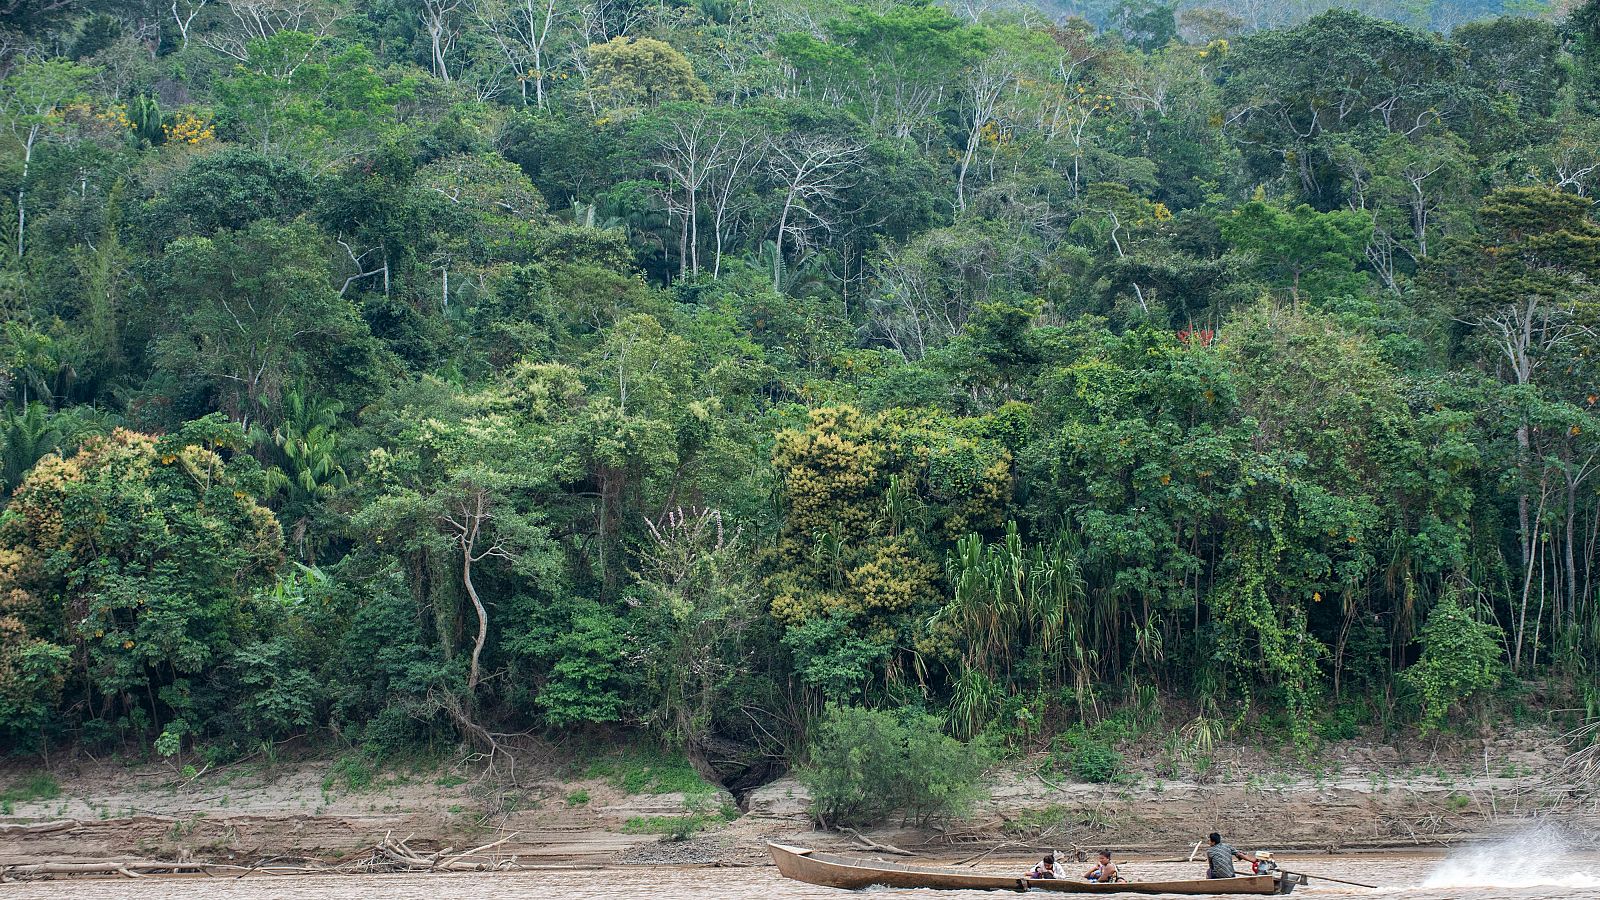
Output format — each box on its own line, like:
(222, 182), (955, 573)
(6, 851), (1600, 900)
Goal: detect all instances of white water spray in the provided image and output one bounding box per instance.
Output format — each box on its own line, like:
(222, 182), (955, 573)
(1421, 824), (1600, 889)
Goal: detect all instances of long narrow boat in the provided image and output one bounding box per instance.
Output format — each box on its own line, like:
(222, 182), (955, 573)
(767, 843), (1297, 894)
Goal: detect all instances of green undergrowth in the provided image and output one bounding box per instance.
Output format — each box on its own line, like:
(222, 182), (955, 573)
(1002, 803), (1118, 835)
(583, 746), (714, 796)
(1044, 713), (1141, 784)
(621, 802), (739, 840)
(320, 751), (444, 796)
(1, 773), (61, 813)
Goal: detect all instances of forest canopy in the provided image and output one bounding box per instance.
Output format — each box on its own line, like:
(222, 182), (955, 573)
(0, 0), (1597, 782)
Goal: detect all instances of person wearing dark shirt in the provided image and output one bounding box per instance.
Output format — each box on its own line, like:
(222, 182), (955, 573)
(1205, 832), (1246, 879)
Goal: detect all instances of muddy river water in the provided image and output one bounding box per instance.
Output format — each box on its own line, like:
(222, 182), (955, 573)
(6, 851), (1600, 900)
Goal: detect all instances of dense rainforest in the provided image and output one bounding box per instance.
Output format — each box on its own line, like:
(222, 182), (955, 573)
(0, 0), (1596, 791)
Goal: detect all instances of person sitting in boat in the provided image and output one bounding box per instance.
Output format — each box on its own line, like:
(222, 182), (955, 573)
(1027, 852), (1065, 879)
(1249, 850), (1277, 875)
(1083, 850), (1121, 883)
(1204, 832), (1249, 879)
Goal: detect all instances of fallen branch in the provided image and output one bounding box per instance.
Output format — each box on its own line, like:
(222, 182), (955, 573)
(840, 827), (913, 856)
(1035, 769), (1069, 791)
(956, 841), (1055, 866)
(0, 819), (79, 835)
(441, 832), (519, 868)
(371, 834), (519, 872)
(956, 845), (1002, 866)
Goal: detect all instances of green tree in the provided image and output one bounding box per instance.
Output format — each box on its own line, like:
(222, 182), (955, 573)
(1402, 593), (1505, 733)
(1221, 200), (1371, 301)
(1110, 0), (1178, 52)
(1455, 16), (1564, 128)
(151, 219), (364, 429)
(138, 148), (316, 245)
(585, 37), (710, 119)
(0, 59), (96, 258)
(1431, 187), (1600, 670)
(214, 32), (416, 166)
(821, 1), (986, 138)
(0, 417), (282, 737)
(353, 375), (567, 726)
(1220, 11), (1474, 199)
(1335, 131), (1475, 291)
(800, 704), (988, 827)
(632, 506), (759, 749)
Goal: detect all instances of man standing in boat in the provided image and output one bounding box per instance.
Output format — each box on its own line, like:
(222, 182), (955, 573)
(1204, 832), (1250, 879)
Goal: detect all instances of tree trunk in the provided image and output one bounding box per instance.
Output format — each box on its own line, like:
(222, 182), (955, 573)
(462, 550), (487, 696)
(18, 123), (37, 259)
(1565, 476), (1579, 637)
(1514, 423), (1532, 670)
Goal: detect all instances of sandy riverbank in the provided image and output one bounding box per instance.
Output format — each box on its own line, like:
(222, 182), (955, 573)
(2, 725), (1595, 873)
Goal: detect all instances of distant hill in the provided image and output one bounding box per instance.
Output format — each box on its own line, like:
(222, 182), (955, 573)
(1019, 0), (1561, 35)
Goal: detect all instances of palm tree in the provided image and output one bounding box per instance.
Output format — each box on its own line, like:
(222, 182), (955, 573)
(0, 402), (61, 494)
(3, 322), (57, 408)
(747, 240), (829, 297)
(260, 389), (348, 562)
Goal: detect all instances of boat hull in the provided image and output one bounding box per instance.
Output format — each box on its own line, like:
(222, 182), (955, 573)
(767, 843), (1287, 894)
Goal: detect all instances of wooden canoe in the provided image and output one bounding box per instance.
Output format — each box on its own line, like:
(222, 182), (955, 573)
(767, 843), (1294, 894)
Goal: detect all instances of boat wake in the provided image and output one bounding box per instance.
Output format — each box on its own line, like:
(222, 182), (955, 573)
(1420, 823), (1600, 889)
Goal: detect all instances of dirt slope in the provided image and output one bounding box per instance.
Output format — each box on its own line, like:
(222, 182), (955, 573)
(2, 726), (1594, 869)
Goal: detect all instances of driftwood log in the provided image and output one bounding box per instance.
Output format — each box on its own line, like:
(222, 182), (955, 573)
(0, 819), (80, 835)
(0, 830), (527, 881)
(1, 860), (327, 880)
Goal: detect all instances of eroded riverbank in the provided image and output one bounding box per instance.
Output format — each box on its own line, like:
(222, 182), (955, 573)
(2, 724), (1596, 878)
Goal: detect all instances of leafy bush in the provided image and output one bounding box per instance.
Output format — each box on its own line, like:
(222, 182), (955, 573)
(509, 598), (636, 728)
(1049, 724), (1124, 783)
(323, 754), (377, 793)
(799, 705), (989, 827)
(1402, 593), (1505, 734)
(1314, 704), (1362, 742)
(1070, 739), (1123, 783)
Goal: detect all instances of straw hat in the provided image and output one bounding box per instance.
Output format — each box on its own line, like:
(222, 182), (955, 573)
(1255, 851), (1274, 860)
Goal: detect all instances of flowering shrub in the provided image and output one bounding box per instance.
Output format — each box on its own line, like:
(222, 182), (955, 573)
(163, 111), (216, 146)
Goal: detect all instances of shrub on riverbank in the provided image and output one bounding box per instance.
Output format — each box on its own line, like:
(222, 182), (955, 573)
(799, 705), (989, 827)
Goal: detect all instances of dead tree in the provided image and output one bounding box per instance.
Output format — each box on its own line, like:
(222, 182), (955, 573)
(768, 135), (861, 286)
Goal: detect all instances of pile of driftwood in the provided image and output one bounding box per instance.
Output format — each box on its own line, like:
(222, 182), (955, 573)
(1, 860), (330, 881)
(0, 823), (536, 882)
(363, 830), (523, 873)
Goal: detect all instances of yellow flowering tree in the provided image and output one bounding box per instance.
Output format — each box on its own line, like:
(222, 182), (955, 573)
(765, 406), (1010, 701)
(0, 416), (282, 746)
(163, 111), (216, 146)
